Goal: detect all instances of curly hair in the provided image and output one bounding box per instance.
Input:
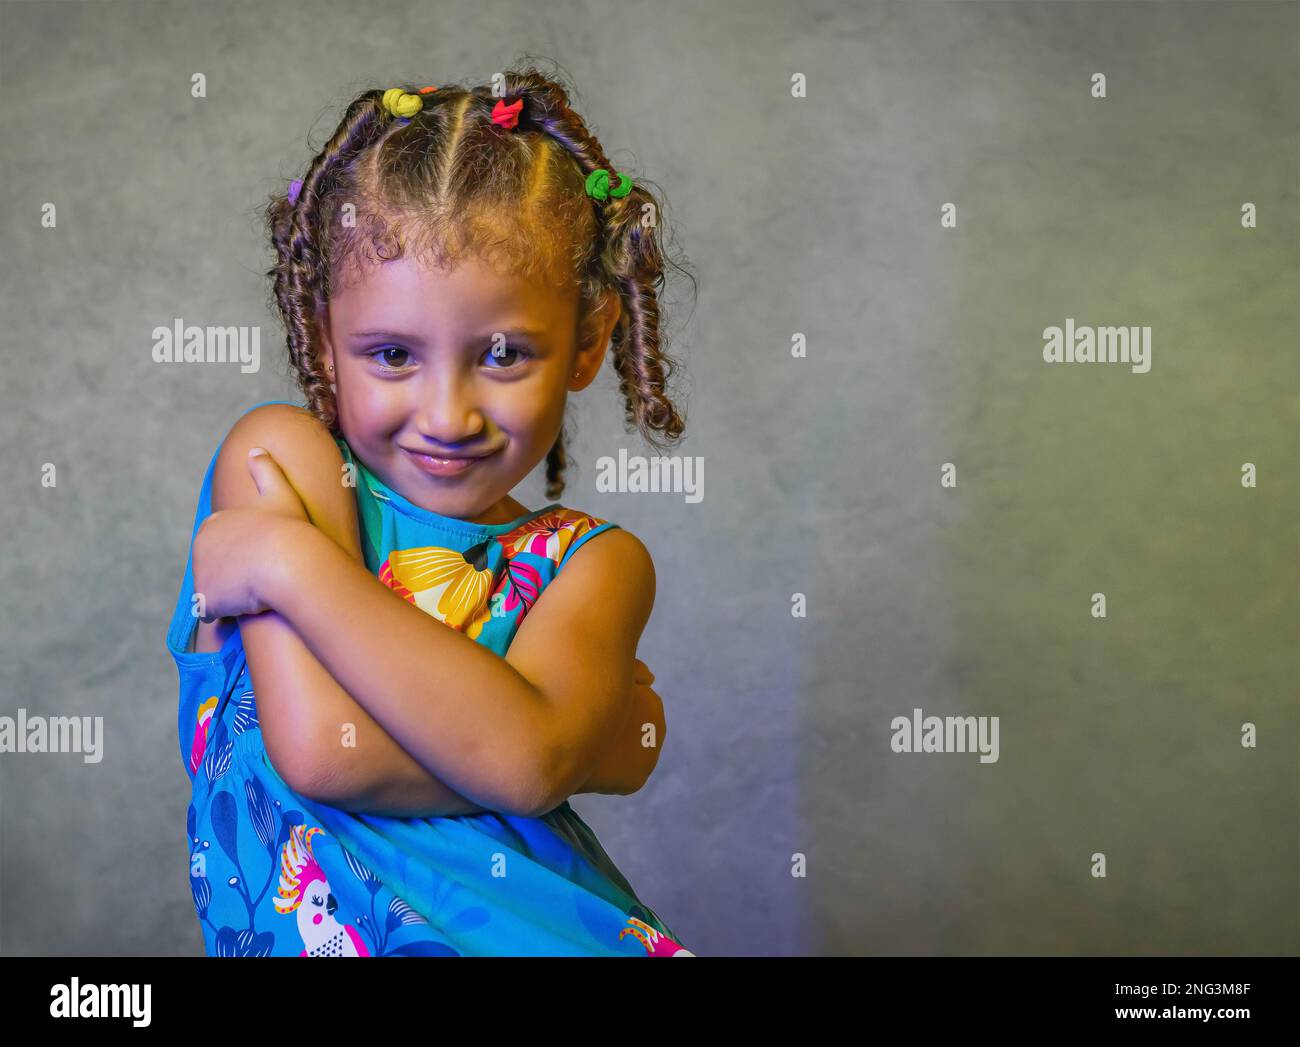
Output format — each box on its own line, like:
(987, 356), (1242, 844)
(264, 65), (692, 500)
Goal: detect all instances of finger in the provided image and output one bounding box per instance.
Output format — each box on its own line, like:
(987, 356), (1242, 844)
(246, 447), (280, 493)
(247, 448), (301, 510)
(633, 659), (655, 684)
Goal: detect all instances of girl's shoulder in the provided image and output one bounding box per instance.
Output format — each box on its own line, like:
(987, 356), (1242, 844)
(495, 503), (635, 575)
(215, 402), (344, 483)
(221, 400), (329, 452)
(211, 401), (359, 556)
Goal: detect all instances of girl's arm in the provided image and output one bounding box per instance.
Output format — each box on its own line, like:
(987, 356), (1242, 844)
(578, 661), (665, 797)
(210, 405), (655, 816)
(210, 405), (493, 816)
(246, 470), (656, 820)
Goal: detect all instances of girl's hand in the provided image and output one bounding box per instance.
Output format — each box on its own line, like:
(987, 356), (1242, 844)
(192, 448), (309, 621)
(579, 658), (665, 796)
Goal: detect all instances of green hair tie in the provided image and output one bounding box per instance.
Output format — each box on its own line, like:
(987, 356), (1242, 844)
(585, 168), (632, 202)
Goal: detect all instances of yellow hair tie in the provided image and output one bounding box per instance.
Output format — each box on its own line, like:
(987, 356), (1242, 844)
(382, 87), (423, 119)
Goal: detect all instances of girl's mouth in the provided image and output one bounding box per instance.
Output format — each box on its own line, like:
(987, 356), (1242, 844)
(402, 446), (498, 477)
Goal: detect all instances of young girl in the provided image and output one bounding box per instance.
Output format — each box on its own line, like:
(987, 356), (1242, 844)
(164, 69), (694, 956)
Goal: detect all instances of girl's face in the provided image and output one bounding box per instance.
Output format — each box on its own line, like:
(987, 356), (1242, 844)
(319, 253), (618, 524)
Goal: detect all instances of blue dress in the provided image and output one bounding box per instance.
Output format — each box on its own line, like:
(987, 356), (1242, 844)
(165, 400), (691, 956)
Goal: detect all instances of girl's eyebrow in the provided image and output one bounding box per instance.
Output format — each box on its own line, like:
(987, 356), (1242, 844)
(348, 326), (549, 344)
(349, 328), (426, 344)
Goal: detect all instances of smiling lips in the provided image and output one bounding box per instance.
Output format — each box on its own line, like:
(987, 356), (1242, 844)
(402, 446), (499, 477)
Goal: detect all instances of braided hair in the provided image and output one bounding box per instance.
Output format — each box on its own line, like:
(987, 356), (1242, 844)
(265, 66), (691, 500)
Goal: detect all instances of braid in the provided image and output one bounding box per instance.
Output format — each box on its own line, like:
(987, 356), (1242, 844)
(265, 89), (392, 430)
(544, 424), (569, 502)
(498, 71), (689, 493)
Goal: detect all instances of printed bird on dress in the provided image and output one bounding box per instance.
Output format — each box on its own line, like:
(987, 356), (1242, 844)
(274, 824), (371, 957)
(619, 916), (695, 956)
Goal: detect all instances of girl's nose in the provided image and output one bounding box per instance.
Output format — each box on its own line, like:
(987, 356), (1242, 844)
(414, 380), (487, 448)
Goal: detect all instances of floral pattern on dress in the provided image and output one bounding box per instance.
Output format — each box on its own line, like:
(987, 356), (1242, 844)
(376, 510), (612, 640)
(497, 509), (609, 565)
(379, 539), (497, 639)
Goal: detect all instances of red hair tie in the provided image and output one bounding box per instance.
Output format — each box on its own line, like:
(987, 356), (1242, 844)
(491, 97), (524, 130)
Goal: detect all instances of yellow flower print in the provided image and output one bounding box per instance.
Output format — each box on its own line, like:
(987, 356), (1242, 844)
(378, 539), (497, 641)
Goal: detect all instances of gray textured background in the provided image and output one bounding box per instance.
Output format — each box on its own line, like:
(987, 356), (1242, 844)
(1, 0), (1296, 956)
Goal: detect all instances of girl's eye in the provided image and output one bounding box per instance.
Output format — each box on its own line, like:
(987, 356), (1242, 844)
(368, 346), (411, 369)
(483, 344), (531, 369)
(365, 345), (531, 370)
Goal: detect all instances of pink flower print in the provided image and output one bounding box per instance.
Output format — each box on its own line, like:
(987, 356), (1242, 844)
(188, 695), (218, 775)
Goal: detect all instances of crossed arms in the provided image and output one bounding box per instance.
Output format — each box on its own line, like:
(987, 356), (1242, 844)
(201, 404), (665, 819)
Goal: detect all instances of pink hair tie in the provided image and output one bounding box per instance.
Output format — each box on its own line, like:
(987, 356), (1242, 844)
(491, 97), (524, 130)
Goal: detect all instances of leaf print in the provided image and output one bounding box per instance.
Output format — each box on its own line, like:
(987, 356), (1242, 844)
(388, 940), (460, 957)
(190, 871), (211, 917)
(388, 896), (429, 927)
(342, 848), (382, 895)
(205, 741), (234, 783)
(202, 717), (234, 783)
(244, 777), (276, 851)
(210, 790), (240, 865)
(215, 926), (275, 957)
(494, 557), (542, 617)
(231, 690), (259, 735)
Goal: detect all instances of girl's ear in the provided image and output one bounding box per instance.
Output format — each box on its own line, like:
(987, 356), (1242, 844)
(571, 289), (621, 389)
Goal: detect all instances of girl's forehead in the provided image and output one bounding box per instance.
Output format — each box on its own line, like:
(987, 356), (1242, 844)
(338, 252), (569, 299)
(329, 254), (579, 330)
